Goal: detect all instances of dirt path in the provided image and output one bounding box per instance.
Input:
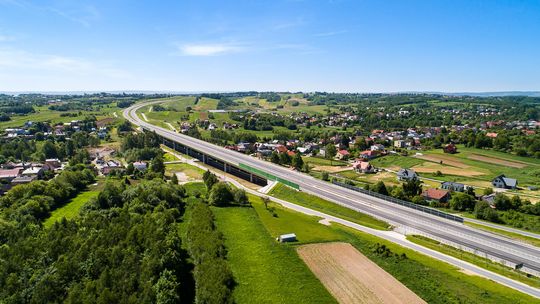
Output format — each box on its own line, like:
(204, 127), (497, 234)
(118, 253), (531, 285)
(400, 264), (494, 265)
(414, 154), (468, 168)
(312, 165), (353, 173)
(468, 154), (527, 168)
(141, 113), (149, 122)
(297, 242), (425, 304)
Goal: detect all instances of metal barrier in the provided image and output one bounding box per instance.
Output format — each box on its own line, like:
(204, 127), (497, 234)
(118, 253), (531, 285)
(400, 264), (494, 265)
(239, 163), (300, 190)
(332, 181), (464, 223)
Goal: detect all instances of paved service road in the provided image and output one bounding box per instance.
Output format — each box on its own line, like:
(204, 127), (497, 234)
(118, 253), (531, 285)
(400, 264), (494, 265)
(124, 101), (540, 278)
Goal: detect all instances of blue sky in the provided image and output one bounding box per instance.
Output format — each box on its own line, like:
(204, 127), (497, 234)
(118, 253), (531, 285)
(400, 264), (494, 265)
(0, 0), (539, 92)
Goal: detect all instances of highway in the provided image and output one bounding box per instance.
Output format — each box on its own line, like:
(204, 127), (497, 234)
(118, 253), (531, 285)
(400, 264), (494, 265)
(124, 100), (540, 277)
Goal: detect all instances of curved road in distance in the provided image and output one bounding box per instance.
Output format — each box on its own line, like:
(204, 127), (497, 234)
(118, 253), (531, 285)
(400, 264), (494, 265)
(124, 100), (540, 276)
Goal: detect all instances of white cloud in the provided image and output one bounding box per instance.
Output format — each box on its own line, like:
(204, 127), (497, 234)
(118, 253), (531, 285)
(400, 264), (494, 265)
(176, 43), (245, 56)
(314, 30), (347, 37)
(0, 35), (14, 42)
(0, 47), (129, 78)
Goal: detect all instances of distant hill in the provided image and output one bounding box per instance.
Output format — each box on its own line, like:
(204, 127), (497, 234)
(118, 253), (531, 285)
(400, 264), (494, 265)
(434, 91), (540, 97)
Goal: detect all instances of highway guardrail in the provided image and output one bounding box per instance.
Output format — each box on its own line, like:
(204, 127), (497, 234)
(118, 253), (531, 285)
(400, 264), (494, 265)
(332, 181), (464, 223)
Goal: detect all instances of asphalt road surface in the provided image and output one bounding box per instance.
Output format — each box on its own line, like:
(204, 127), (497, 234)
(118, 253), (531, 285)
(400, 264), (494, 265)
(124, 101), (540, 277)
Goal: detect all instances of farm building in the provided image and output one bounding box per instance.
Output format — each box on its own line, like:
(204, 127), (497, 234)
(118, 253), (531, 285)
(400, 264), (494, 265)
(422, 188), (451, 203)
(491, 174), (518, 189)
(441, 181), (465, 192)
(277, 233), (297, 243)
(397, 168), (418, 181)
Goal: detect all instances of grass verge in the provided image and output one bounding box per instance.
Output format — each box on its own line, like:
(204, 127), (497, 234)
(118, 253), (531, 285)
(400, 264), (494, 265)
(268, 183), (390, 230)
(407, 234), (540, 289)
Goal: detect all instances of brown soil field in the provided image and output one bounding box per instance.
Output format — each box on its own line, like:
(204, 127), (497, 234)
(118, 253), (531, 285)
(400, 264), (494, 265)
(312, 165), (353, 173)
(468, 154), (527, 168)
(412, 163), (485, 176)
(414, 154), (468, 168)
(297, 242), (426, 304)
(198, 112), (209, 120)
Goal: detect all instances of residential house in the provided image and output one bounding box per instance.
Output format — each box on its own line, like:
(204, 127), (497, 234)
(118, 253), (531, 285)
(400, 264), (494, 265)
(359, 150), (380, 160)
(275, 144), (288, 154)
(481, 193), (497, 207)
(370, 144), (385, 152)
(492, 174), (518, 189)
(11, 175), (36, 185)
(0, 168), (22, 182)
(394, 140), (406, 148)
(21, 166), (44, 179)
(336, 150), (350, 160)
(397, 168), (418, 181)
(441, 181), (465, 192)
(422, 188), (451, 203)
(101, 160), (123, 175)
(353, 161), (375, 173)
(133, 161), (148, 171)
(44, 159), (62, 171)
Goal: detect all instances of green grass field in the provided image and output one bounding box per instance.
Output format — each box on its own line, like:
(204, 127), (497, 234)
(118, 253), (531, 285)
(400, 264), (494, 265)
(43, 190), (99, 228)
(212, 204), (338, 304)
(1, 103), (121, 129)
(407, 235), (540, 288)
(165, 163), (205, 180)
(269, 183), (390, 230)
(370, 154), (425, 169)
(302, 156), (348, 167)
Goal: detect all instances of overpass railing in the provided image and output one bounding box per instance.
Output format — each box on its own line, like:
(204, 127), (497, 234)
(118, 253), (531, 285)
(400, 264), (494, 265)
(332, 181), (464, 223)
(239, 163), (300, 190)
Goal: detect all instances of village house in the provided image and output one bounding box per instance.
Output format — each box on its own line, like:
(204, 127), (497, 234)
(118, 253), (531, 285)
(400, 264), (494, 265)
(397, 168), (418, 181)
(422, 188), (451, 203)
(0, 168), (22, 182)
(359, 150), (380, 160)
(492, 174), (518, 189)
(336, 150), (350, 160)
(394, 140), (406, 148)
(133, 161), (148, 172)
(101, 160), (123, 175)
(353, 160), (375, 174)
(21, 166), (44, 179)
(370, 144), (385, 152)
(441, 181), (466, 192)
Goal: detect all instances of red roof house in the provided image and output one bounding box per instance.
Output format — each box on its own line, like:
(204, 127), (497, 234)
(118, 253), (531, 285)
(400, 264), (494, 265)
(422, 188), (450, 203)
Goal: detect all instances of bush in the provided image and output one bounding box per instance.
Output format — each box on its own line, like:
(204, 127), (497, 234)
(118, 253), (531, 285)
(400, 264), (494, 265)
(208, 183), (233, 206)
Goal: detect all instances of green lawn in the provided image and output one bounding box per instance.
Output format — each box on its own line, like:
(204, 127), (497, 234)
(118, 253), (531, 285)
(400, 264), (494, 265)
(268, 183), (390, 230)
(212, 205), (337, 304)
(166, 163), (205, 180)
(407, 235), (540, 289)
(163, 152), (179, 162)
(43, 190), (99, 228)
(303, 156), (348, 167)
(194, 97), (219, 111)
